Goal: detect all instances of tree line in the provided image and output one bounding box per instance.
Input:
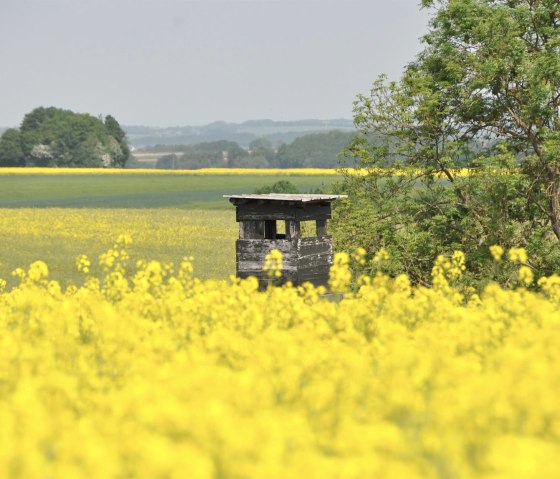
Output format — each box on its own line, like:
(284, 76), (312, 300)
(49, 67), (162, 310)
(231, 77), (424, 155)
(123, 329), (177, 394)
(0, 107), (130, 168)
(124, 119), (355, 149)
(152, 130), (356, 170)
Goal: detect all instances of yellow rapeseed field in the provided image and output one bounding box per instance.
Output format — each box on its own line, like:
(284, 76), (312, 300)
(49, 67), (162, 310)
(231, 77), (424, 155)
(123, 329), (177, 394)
(0, 167), (342, 176)
(0, 166), (473, 178)
(0, 209), (237, 287)
(1, 240), (560, 478)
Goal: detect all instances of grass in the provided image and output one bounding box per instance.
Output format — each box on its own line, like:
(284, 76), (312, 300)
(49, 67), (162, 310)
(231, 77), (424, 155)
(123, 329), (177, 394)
(0, 172), (338, 209)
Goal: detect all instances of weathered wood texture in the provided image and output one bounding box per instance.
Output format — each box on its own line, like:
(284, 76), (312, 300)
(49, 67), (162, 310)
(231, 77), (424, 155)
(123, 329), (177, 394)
(316, 219), (328, 236)
(297, 236), (332, 286)
(298, 237), (332, 265)
(229, 194), (343, 288)
(239, 221), (264, 239)
(236, 202), (332, 222)
(226, 194), (346, 203)
(235, 236), (333, 287)
(286, 220), (300, 240)
(297, 265), (331, 286)
(236, 239), (297, 272)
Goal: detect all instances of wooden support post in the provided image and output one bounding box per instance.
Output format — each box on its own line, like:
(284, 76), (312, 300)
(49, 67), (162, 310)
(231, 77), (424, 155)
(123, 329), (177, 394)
(286, 220), (300, 240)
(316, 219), (327, 236)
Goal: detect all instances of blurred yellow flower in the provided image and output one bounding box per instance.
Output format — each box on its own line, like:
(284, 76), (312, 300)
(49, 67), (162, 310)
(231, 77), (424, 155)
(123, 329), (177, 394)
(0, 239), (559, 478)
(490, 245), (504, 262)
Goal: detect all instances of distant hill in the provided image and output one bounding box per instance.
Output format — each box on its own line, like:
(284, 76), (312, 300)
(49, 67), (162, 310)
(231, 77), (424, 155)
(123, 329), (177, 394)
(124, 119), (355, 149)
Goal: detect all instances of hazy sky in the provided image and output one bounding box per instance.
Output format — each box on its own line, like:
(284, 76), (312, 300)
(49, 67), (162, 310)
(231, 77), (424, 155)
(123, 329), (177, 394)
(1, 0), (430, 127)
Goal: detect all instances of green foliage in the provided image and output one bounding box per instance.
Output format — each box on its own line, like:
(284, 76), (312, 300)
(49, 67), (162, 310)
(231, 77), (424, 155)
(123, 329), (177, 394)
(253, 180), (299, 194)
(0, 129), (25, 166)
(104, 115), (130, 167)
(155, 154), (179, 170)
(155, 140), (250, 169)
(248, 137), (274, 158)
(245, 138), (276, 168)
(273, 131), (356, 168)
(0, 107), (130, 168)
(333, 0), (560, 287)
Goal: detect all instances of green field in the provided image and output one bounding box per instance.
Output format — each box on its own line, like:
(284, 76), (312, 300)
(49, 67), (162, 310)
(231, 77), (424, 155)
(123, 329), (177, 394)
(0, 173), (337, 209)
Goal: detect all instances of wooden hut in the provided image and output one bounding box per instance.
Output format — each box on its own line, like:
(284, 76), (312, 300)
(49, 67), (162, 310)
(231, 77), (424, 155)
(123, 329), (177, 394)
(224, 194), (347, 287)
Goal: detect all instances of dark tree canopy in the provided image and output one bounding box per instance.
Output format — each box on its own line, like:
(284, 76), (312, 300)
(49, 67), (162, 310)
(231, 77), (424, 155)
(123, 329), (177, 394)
(156, 140), (250, 169)
(253, 180), (299, 194)
(272, 131), (355, 168)
(0, 107), (130, 168)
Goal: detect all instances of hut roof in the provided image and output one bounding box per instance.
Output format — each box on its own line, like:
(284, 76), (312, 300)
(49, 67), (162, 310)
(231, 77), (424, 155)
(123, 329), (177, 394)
(224, 194), (347, 204)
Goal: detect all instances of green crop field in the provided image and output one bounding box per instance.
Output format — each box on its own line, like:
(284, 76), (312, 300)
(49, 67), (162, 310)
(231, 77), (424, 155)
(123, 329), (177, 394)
(0, 172), (337, 209)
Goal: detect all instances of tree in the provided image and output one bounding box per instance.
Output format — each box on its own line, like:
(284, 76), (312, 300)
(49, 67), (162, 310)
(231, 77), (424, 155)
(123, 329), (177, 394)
(104, 115), (130, 167)
(20, 106), (54, 132)
(273, 131), (355, 168)
(0, 107), (130, 168)
(249, 138), (274, 159)
(334, 0), (560, 286)
(0, 129), (25, 166)
(254, 180), (299, 194)
(160, 140), (250, 169)
(247, 138), (274, 168)
(421, 0), (560, 236)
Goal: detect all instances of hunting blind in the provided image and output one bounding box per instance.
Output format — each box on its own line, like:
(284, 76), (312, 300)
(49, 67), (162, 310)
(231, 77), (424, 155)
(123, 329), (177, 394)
(224, 194), (347, 287)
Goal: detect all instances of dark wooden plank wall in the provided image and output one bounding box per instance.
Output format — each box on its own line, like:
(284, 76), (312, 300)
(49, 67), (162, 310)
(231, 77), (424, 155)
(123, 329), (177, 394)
(239, 221), (263, 239)
(236, 239), (296, 283)
(239, 220), (302, 240)
(236, 202), (331, 222)
(298, 265), (331, 286)
(297, 236), (332, 286)
(236, 234), (333, 287)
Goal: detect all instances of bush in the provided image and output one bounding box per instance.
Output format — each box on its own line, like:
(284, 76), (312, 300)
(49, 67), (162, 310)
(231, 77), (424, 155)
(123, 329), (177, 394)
(253, 180), (299, 194)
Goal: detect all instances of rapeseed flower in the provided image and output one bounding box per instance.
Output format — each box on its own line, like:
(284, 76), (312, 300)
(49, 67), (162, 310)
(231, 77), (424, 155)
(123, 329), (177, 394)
(0, 240), (559, 478)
